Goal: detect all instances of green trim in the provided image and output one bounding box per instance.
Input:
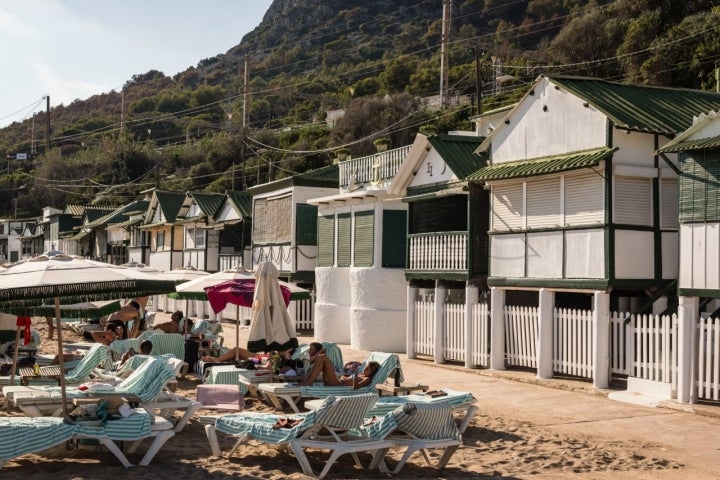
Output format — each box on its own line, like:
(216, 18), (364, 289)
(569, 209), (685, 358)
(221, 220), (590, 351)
(405, 180), (466, 198)
(606, 149), (614, 281)
(290, 271), (315, 284)
(653, 137), (662, 281)
(406, 271), (469, 281)
(678, 288), (720, 297)
(608, 278), (674, 289)
(488, 277), (610, 290)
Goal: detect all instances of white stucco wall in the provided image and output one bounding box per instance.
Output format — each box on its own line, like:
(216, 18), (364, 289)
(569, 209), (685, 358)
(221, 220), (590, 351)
(313, 266), (351, 343)
(349, 266), (407, 352)
(490, 78), (608, 163)
(679, 223), (720, 290)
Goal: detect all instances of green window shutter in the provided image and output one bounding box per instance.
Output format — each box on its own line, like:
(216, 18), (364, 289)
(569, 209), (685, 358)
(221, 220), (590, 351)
(680, 151), (720, 223)
(337, 213), (351, 267)
(354, 210), (374, 267)
(296, 204), (318, 245)
(382, 210), (407, 268)
(317, 215), (335, 267)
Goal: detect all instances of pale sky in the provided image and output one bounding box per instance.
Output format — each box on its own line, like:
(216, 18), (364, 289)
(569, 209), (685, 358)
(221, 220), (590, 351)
(0, 0), (273, 127)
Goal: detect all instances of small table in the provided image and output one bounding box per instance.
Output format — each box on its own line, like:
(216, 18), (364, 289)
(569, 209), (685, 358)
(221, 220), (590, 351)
(376, 382), (429, 397)
(17, 346), (38, 358)
(19, 366), (63, 387)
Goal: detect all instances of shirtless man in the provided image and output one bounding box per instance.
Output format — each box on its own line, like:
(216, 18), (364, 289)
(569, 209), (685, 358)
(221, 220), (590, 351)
(106, 301), (141, 338)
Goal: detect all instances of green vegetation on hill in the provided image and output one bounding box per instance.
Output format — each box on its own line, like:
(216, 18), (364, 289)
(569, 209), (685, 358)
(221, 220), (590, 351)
(3, 0), (720, 217)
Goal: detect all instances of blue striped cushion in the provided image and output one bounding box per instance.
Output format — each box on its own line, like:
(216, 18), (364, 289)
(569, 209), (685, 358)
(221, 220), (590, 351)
(74, 411), (151, 440)
(65, 344), (110, 384)
(369, 389), (476, 416)
(116, 357), (176, 402)
(0, 416), (76, 460)
(391, 401), (461, 441)
(146, 333), (185, 359)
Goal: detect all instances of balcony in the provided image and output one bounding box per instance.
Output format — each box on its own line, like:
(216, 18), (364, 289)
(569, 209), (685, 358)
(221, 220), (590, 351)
(408, 231), (468, 274)
(339, 145), (411, 189)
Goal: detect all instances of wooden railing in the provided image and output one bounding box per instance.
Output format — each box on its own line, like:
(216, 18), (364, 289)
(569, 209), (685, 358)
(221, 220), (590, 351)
(338, 145), (410, 187)
(408, 231), (468, 271)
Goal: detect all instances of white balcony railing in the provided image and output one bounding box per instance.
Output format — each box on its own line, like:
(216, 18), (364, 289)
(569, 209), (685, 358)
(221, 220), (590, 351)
(339, 145), (411, 187)
(408, 231), (468, 271)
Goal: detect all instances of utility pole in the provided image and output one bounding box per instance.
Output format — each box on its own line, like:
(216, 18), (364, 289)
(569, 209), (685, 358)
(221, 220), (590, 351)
(439, 0), (452, 108)
(241, 52), (249, 190)
(45, 95), (50, 152)
(475, 47), (484, 115)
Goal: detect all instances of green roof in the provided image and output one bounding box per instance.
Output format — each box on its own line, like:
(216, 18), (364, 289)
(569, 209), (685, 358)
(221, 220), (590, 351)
(85, 200), (149, 228)
(550, 76), (720, 135)
(248, 164), (338, 195)
(226, 190), (253, 218)
(467, 147), (616, 181)
(154, 190), (185, 222)
(426, 134), (488, 179)
(189, 192), (225, 218)
(656, 135), (720, 153)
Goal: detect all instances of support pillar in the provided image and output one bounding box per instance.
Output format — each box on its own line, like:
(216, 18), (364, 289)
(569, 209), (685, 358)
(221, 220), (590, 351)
(677, 295), (698, 404)
(465, 284), (479, 368)
(434, 283), (447, 364)
(490, 287), (506, 370)
(592, 291), (610, 389)
(537, 289), (554, 379)
(406, 285), (418, 359)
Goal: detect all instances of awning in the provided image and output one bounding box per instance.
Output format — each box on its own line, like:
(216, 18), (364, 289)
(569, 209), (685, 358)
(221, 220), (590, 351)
(656, 135), (720, 154)
(68, 230), (89, 241)
(108, 218), (143, 229)
(467, 147), (616, 182)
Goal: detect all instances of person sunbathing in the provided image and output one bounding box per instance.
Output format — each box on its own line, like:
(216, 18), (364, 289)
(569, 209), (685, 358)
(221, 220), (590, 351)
(90, 319), (127, 345)
(299, 354), (380, 389)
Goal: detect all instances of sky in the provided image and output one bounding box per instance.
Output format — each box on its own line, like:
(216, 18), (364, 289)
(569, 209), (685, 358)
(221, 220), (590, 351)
(0, 0), (273, 127)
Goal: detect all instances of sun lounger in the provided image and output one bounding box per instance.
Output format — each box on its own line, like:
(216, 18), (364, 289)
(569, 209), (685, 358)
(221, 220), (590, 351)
(205, 393), (392, 479)
(258, 351), (402, 412)
(0, 416), (76, 469)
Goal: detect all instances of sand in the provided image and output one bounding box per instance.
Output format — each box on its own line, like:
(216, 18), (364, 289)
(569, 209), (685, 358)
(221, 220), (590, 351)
(0, 315), (688, 479)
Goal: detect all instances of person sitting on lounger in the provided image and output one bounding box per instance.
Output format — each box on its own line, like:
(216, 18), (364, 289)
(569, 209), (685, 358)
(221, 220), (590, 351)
(118, 339), (153, 368)
(299, 354), (380, 389)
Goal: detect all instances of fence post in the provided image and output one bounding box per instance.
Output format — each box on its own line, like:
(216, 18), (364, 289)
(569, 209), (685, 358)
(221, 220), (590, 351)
(434, 283), (447, 364)
(490, 287), (506, 370)
(537, 289), (554, 379)
(406, 285), (418, 359)
(593, 291), (610, 389)
(677, 295), (698, 404)
(465, 283), (478, 368)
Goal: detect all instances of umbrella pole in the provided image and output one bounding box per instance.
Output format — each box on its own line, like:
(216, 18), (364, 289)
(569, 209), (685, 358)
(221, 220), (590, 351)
(9, 326), (21, 385)
(54, 297), (68, 418)
(235, 304), (239, 363)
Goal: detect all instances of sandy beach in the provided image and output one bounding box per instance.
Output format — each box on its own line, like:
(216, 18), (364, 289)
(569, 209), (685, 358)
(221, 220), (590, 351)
(1, 313), (716, 480)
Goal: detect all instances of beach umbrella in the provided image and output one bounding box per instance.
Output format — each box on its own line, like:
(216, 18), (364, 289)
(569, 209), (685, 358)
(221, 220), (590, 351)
(246, 261), (299, 353)
(0, 252), (177, 417)
(0, 299), (123, 318)
(156, 264), (210, 284)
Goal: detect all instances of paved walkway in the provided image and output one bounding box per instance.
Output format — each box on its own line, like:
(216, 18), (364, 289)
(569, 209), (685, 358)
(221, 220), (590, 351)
(196, 314), (720, 478)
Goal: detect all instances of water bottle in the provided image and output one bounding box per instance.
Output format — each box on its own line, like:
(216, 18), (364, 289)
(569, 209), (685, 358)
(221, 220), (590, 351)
(33, 363), (40, 375)
(272, 352), (281, 375)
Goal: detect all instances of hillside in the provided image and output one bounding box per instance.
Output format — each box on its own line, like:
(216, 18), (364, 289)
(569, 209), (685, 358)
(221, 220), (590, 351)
(1, 0), (720, 217)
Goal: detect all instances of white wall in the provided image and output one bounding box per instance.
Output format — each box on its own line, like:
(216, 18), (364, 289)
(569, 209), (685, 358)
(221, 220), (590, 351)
(565, 229), (605, 278)
(490, 234), (525, 277)
(491, 78), (608, 163)
(349, 266), (407, 352)
(614, 230), (655, 279)
(679, 223), (720, 290)
(314, 266), (351, 343)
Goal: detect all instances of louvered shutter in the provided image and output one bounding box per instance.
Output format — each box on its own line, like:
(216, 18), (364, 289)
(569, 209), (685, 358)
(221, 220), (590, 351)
(565, 172), (604, 226)
(614, 176), (651, 226)
(295, 204), (318, 245)
(317, 215), (335, 267)
(337, 213), (351, 267)
(354, 210), (374, 267)
(526, 177), (560, 228)
(382, 210), (407, 268)
(492, 183), (523, 231)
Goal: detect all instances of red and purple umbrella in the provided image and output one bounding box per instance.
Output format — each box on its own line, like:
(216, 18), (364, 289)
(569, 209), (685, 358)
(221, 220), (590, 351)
(203, 278), (292, 313)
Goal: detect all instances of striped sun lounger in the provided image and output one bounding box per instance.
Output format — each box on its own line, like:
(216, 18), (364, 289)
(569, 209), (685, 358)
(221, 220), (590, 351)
(258, 352), (403, 413)
(206, 393), (393, 479)
(0, 416), (76, 469)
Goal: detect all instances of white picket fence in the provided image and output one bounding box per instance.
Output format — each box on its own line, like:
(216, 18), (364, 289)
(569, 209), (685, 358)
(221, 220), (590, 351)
(410, 300), (719, 403)
(698, 316), (720, 401)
